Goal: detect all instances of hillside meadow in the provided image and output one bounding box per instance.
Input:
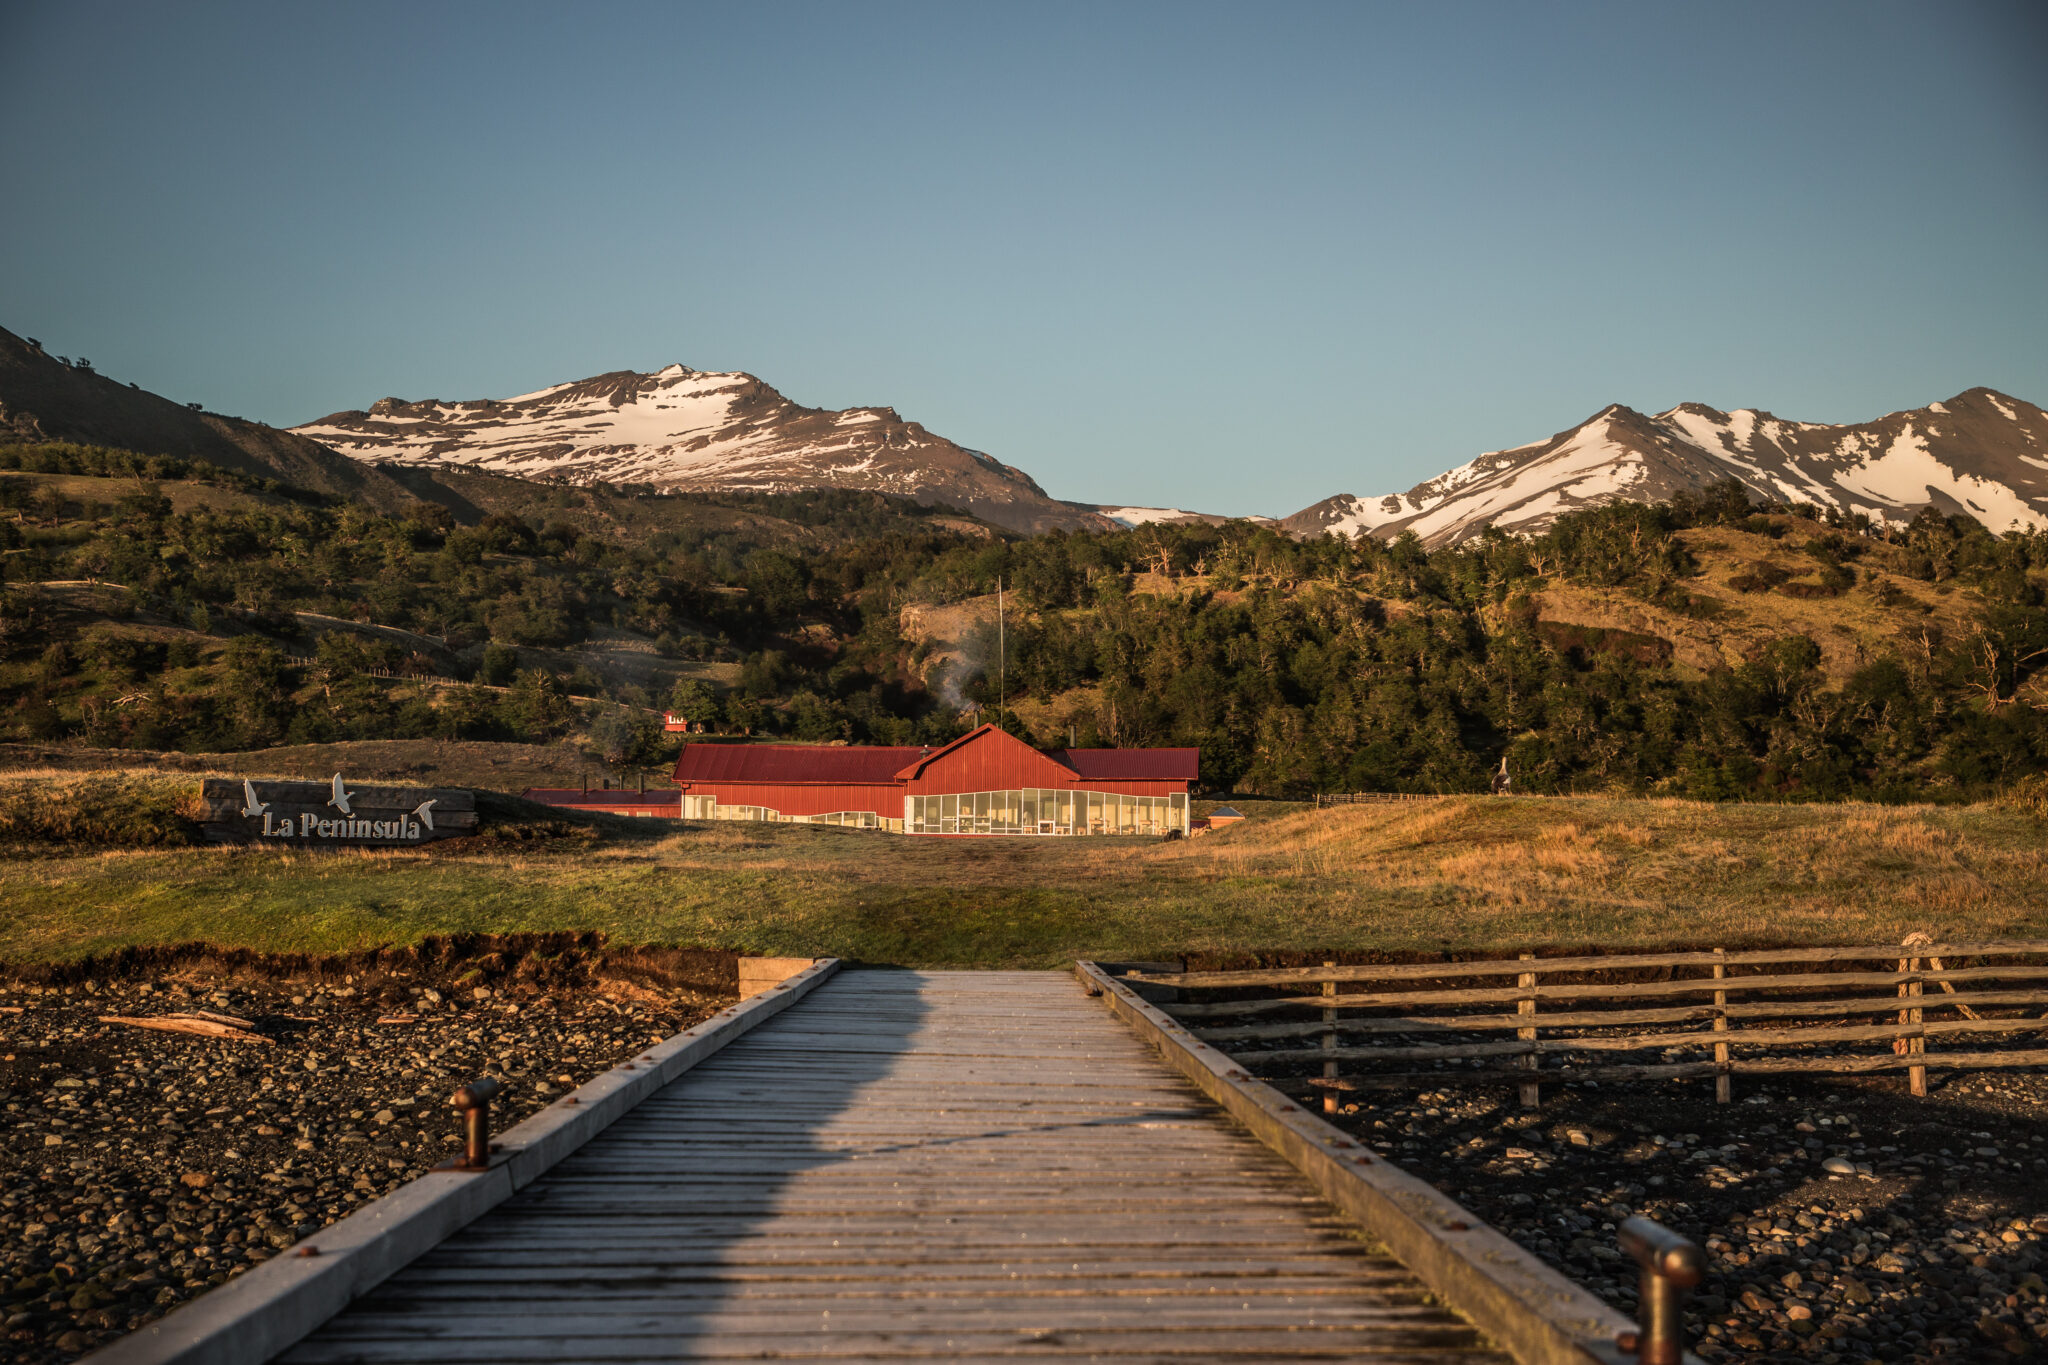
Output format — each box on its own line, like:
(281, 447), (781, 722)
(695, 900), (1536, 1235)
(3, 768), (2045, 968)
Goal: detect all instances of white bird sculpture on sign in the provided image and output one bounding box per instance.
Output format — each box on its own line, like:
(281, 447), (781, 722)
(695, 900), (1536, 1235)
(411, 799), (437, 832)
(328, 773), (355, 816)
(240, 779), (268, 818)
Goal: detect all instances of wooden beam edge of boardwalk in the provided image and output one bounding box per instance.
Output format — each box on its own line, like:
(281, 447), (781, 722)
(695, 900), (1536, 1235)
(81, 958), (844, 1365)
(1075, 961), (1695, 1365)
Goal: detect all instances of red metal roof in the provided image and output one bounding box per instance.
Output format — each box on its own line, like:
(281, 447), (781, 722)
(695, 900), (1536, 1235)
(670, 731), (1200, 789)
(892, 725), (1074, 781)
(523, 789), (681, 806)
(673, 743), (927, 786)
(1052, 748), (1201, 782)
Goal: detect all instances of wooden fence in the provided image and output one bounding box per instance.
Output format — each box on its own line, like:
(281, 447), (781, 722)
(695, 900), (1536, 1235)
(1125, 940), (2048, 1110)
(1312, 792), (1446, 807)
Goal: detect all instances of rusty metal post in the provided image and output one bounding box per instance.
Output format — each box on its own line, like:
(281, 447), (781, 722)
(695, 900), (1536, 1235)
(448, 1077), (504, 1170)
(1616, 1216), (1705, 1365)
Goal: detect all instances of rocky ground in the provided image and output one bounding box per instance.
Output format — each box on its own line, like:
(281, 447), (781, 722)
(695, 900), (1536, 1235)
(1332, 1070), (2048, 1361)
(0, 969), (727, 1364)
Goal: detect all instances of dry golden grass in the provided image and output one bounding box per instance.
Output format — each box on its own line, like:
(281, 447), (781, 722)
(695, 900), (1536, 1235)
(3, 777), (2046, 967)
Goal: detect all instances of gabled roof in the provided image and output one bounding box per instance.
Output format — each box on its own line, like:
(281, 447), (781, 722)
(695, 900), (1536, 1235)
(1052, 747), (1201, 782)
(893, 724), (1076, 781)
(674, 743), (927, 785)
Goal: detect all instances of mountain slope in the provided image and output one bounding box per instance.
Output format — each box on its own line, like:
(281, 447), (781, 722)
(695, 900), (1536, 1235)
(0, 326), (421, 513)
(1287, 388), (2048, 546)
(294, 365), (1111, 535)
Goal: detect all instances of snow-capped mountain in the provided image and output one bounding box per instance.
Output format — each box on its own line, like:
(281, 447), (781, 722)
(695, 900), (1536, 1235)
(1285, 388), (2048, 546)
(1088, 505), (1279, 529)
(293, 365), (1111, 535)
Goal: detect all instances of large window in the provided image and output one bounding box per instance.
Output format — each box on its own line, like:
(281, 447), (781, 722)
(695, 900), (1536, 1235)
(905, 790), (1186, 836)
(792, 810), (888, 829)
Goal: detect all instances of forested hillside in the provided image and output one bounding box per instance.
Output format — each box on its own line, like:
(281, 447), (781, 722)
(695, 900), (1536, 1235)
(5, 441), (2048, 801)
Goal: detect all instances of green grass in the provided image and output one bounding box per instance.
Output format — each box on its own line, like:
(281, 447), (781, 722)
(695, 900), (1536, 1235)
(5, 773), (2048, 968)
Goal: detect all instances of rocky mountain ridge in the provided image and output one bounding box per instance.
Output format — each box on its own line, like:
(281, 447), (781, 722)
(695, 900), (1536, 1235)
(1284, 388), (2048, 546)
(293, 365), (1110, 535)
(0, 326), (420, 513)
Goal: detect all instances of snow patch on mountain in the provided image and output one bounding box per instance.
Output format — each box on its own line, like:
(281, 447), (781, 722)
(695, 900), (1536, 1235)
(1090, 505), (1278, 529)
(1285, 388), (2048, 546)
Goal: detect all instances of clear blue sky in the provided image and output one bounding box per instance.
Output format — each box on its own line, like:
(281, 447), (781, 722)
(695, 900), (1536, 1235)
(3, 1), (2043, 517)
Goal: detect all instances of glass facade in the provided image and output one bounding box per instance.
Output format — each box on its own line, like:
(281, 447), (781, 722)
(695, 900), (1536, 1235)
(681, 794), (902, 831)
(905, 790), (1187, 836)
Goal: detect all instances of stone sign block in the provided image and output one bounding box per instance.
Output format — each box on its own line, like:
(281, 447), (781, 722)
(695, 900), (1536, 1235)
(199, 775), (476, 846)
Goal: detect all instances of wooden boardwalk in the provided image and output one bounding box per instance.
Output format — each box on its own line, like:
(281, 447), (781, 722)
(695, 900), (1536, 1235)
(282, 970), (1506, 1362)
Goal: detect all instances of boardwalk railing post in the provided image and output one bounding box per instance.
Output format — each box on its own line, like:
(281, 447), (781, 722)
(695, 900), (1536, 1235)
(446, 1077), (503, 1170)
(1617, 1216), (1705, 1364)
(1322, 959), (1338, 1114)
(1517, 953), (1539, 1109)
(1712, 948), (1731, 1104)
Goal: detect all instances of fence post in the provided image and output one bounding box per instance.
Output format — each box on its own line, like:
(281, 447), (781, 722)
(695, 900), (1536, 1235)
(1321, 960), (1338, 1114)
(1518, 953), (1540, 1109)
(1712, 948), (1731, 1104)
(1908, 965), (1927, 1098)
(1898, 945), (1927, 1097)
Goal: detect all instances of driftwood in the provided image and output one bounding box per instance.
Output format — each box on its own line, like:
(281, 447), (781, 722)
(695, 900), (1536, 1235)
(376, 1014), (420, 1025)
(97, 1012), (270, 1044)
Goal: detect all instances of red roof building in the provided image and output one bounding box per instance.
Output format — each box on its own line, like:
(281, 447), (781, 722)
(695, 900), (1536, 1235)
(520, 788), (684, 819)
(667, 724), (1199, 835)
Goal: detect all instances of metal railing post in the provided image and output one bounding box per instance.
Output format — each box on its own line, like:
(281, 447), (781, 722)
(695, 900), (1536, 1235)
(447, 1077), (504, 1170)
(1616, 1216), (1705, 1364)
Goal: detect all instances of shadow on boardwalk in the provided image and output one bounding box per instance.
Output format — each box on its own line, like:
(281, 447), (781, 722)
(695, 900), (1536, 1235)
(281, 971), (929, 1362)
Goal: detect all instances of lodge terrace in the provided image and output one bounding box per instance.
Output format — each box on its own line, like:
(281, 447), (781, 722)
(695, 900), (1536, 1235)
(525, 724), (1198, 835)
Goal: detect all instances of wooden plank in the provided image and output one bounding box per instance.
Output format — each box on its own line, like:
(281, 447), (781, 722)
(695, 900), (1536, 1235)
(284, 1327), (1502, 1362)
(1275, 1047), (2048, 1091)
(1186, 988), (2048, 1040)
(1077, 962), (1670, 1365)
(274, 969), (1507, 1365)
(1130, 939), (2048, 987)
(1166, 966), (2048, 1015)
(1236, 1013), (2048, 1064)
(82, 961), (844, 1365)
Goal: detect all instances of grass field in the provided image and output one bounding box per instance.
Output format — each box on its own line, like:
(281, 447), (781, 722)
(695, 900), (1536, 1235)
(4, 768), (2045, 968)
(0, 738), (596, 792)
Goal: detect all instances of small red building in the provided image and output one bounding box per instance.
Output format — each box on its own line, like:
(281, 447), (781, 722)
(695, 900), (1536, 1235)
(520, 788), (683, 818)
(670, 724), (1198, 835)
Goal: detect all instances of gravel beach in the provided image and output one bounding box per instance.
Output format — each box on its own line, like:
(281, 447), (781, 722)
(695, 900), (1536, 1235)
(0, 968), (727, 1364)
(1333, 1072), (2048, 1361)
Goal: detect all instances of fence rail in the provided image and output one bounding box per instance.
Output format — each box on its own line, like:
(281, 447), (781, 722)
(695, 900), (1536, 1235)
(1130, 939), (2048, 1109)
(1313, 791), (1445, 807)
